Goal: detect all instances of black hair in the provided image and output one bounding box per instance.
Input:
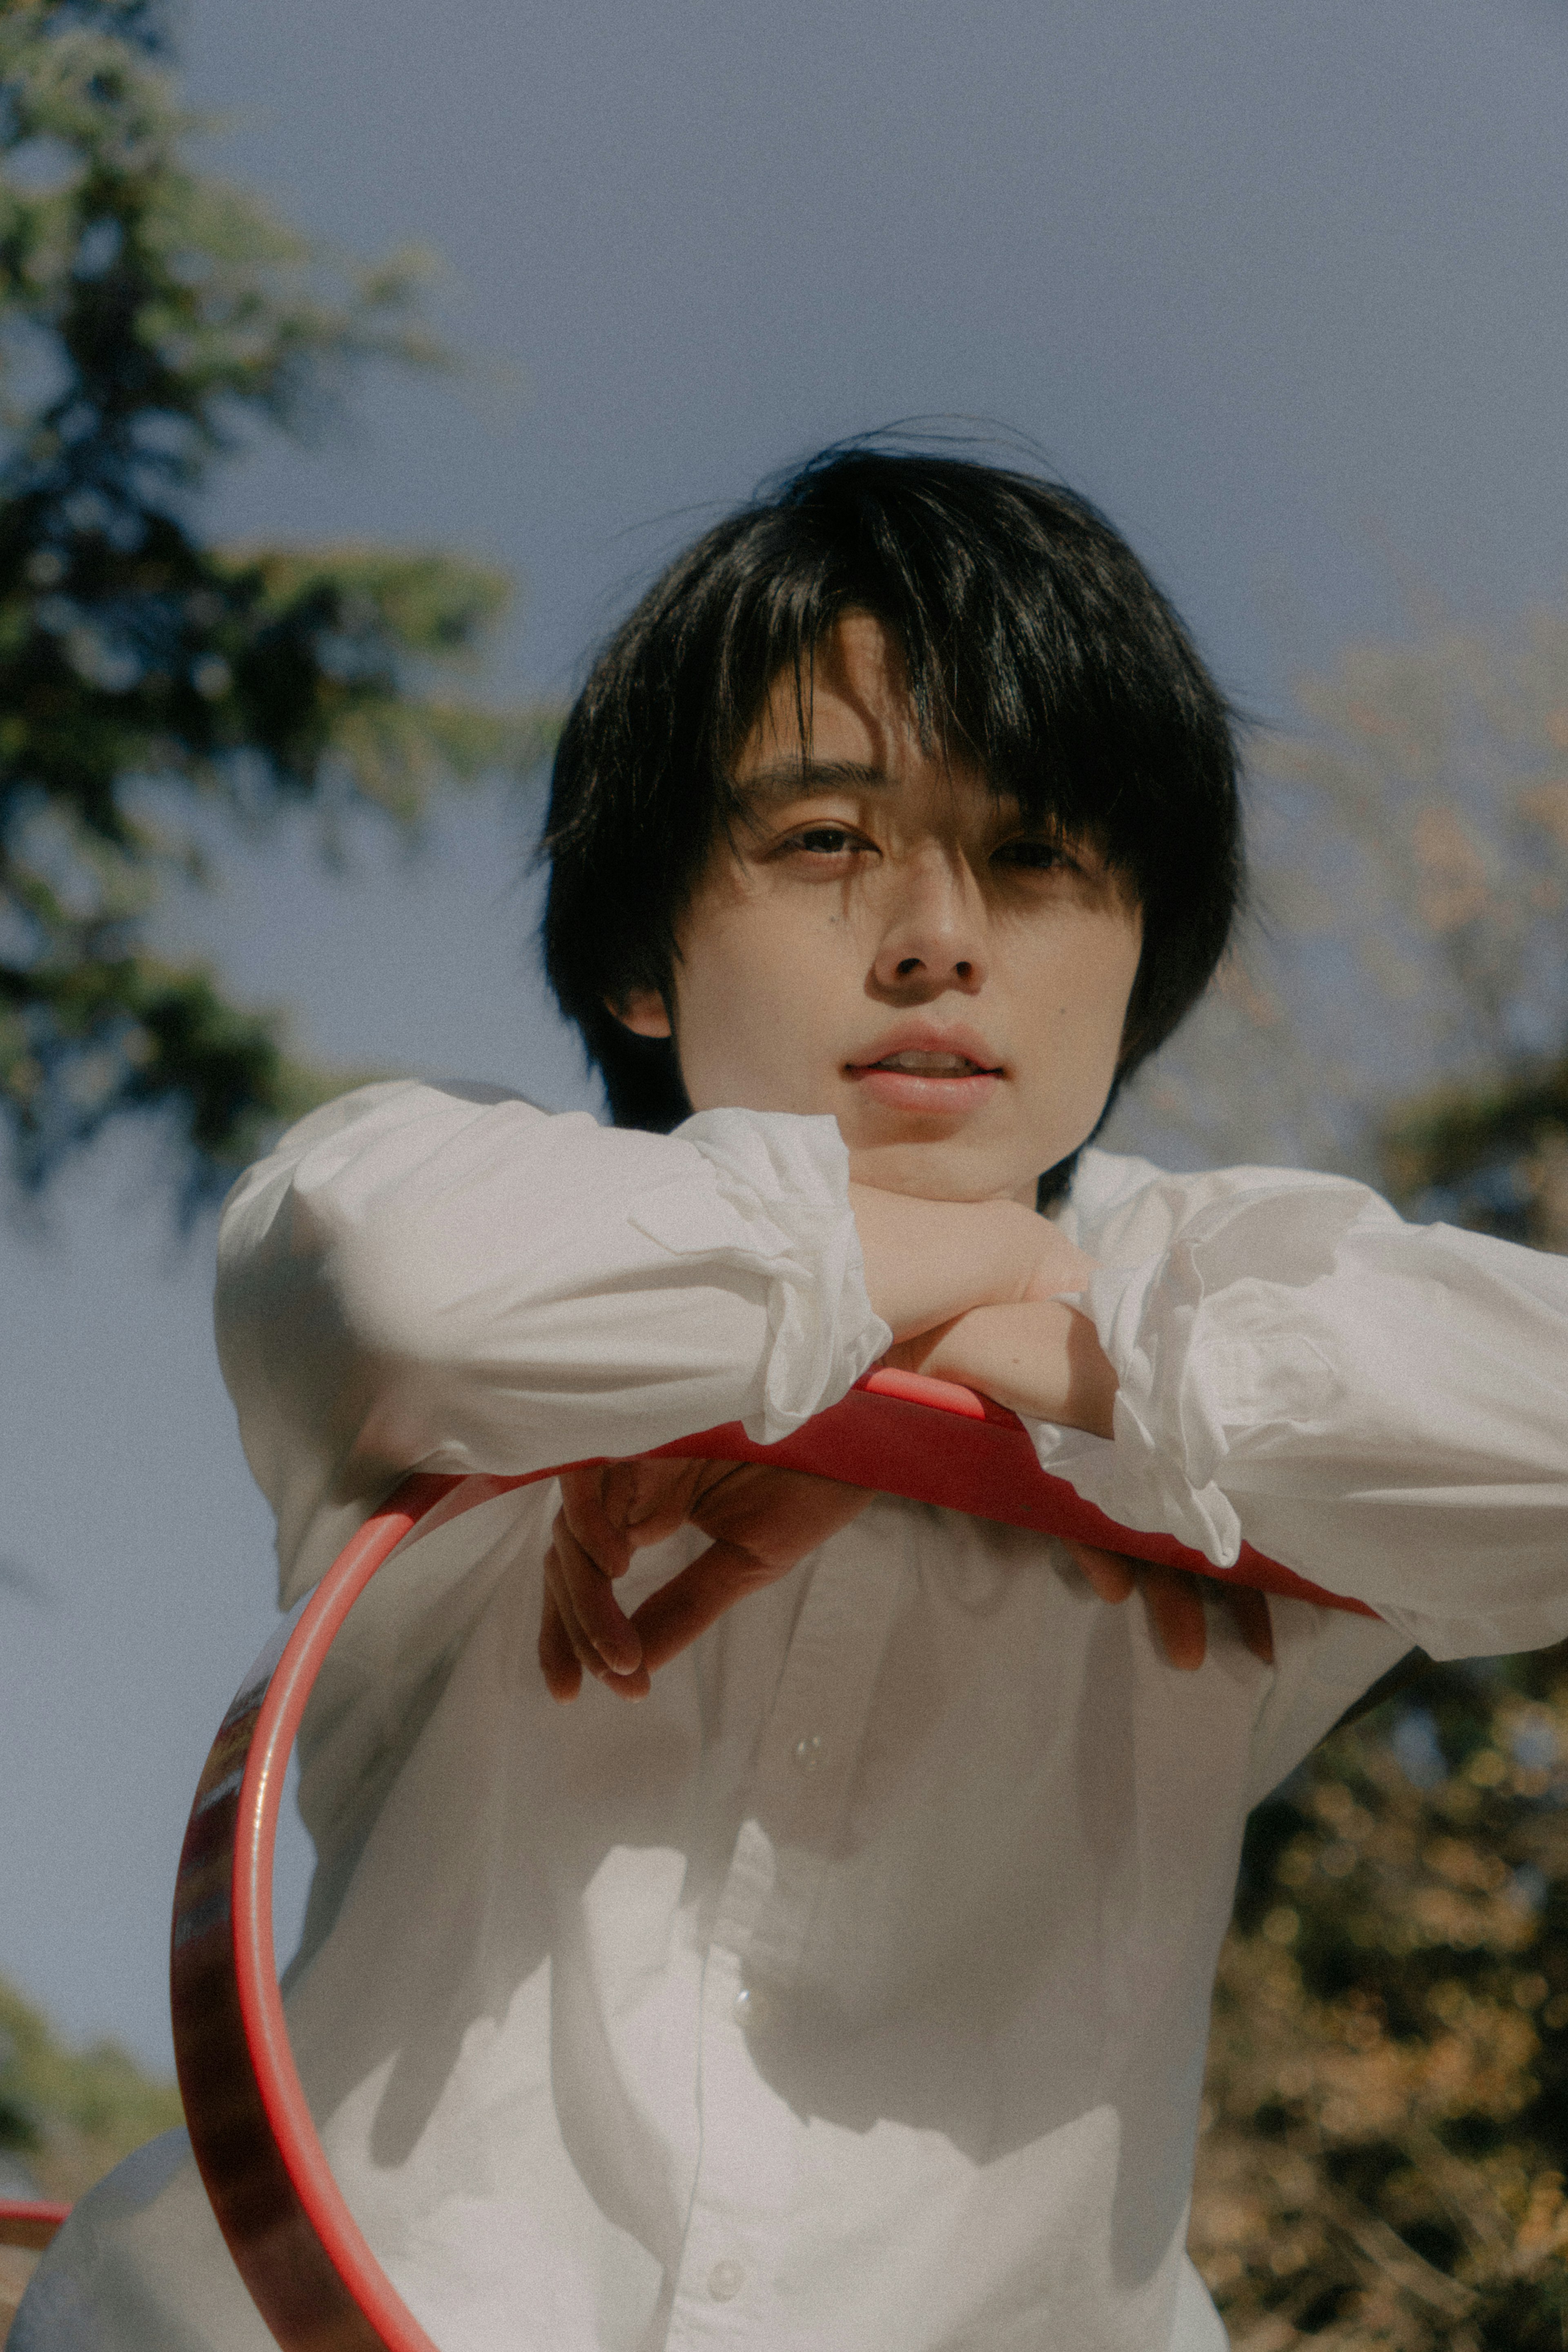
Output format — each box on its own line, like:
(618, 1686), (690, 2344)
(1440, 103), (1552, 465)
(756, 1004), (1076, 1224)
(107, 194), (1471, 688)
(542, 444), (1243, 1199)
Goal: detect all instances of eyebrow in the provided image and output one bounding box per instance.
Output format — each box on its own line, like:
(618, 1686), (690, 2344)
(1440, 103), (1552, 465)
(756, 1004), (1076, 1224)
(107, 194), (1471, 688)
(729, 759), (896, 807)
(730, 758), (1052, 837)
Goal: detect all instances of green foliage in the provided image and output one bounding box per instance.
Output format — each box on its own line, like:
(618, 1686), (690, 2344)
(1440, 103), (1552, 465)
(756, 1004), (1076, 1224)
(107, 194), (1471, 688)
(1097, 479), (1568, 2352)
(1194, 1653), (1568, 2347)
(0, 0), (551, 1203)
(0, 1972), (180, 2199)
(1382, 1058), (1568, 1254)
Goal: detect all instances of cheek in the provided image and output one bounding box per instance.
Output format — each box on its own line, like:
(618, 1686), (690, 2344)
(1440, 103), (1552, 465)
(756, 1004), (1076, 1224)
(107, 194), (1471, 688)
(1041, 920), (1141, 1026)
(1109, 931), (1145, 1050)
(1095, 941), (1143, 1044)
(699, 887), (850, 1011)
(673, 910), (824, 1100)
(705, 916), (795, 1021)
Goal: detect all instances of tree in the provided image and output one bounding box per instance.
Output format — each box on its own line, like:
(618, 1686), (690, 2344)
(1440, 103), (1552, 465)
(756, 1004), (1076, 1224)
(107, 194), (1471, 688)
(1108, 598), (1568, 1226)
(1193, 1656), (1568, 2350)
(0, 1968), (183, 2333)
(1125, 609), (1568, 2345)
(0, 0), (548, 1206)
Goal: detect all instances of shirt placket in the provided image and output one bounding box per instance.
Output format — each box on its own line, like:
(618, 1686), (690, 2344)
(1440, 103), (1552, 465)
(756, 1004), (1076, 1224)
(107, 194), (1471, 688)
(661, 1505), (910, 2348)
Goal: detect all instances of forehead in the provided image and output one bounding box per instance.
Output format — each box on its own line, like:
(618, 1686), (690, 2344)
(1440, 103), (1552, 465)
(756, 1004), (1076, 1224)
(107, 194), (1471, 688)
(734, 612), (1000, 821)
(738, 613), (922, 771)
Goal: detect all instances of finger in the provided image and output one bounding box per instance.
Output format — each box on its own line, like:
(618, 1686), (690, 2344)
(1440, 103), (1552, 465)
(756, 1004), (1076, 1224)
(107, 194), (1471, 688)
(543, 1541), (601, 1687)
(544, 1540), (604, 1679)
(545, 1541), (651, 1700)
(551, 1505), (644, 1675)
(1223, 1584), (1274, 1665)
(556, 1467), (636, 1581)
(597, 1458), (702, 1549)
(1139, 1565), (1208, 1671)
(538, 1583), (582, 1704)
(629, 1540), (781, 1675)
(687, 1467), (873, 1567)
(1062, 1538), (1136, 1605)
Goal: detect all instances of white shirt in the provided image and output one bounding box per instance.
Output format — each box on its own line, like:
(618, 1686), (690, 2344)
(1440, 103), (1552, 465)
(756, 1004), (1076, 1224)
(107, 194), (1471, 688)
(20, 1081), (1568, 2352)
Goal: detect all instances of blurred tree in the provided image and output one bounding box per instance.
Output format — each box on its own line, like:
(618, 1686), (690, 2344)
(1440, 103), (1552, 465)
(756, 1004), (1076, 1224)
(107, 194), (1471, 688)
(1194, 1657), (1568, 2349)
(1121, 605), (1568, 2341)
(0, 1969), (182, 2332)
(0, 0), (549, 1205)
(1383, 1057), (1568, 1255)
(1108, 600), (1568, 1226)
(0, 1969), (180, 2203)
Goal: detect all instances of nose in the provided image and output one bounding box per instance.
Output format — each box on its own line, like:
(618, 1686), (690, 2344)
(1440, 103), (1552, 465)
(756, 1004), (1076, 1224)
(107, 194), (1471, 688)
(869, 846), (987, 998)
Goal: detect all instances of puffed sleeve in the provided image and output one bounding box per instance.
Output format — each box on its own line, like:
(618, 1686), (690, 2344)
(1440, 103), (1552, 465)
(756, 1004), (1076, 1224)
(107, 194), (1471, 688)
(214, 1080), (890, 1605)
(1035, 1153), (1568, 1661)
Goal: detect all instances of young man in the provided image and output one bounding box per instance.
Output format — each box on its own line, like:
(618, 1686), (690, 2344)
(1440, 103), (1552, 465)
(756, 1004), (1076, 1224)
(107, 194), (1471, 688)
(19, 450), (1568, 2352)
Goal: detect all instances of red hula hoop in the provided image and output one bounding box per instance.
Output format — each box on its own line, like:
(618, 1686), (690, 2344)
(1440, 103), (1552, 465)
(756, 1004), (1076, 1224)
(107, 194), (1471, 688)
(154, 1368), (1370, 2350)
(0, 2201), (71, 2252)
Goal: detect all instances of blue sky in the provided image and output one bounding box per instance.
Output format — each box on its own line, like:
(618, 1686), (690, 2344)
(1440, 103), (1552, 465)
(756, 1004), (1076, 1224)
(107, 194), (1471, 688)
(4, 0), (1568, 2071)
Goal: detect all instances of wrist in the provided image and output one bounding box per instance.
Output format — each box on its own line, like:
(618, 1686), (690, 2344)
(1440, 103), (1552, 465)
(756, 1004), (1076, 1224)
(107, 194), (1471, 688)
(890, 1299), (1118, 1440)
(850, 1185), (1047, 1339)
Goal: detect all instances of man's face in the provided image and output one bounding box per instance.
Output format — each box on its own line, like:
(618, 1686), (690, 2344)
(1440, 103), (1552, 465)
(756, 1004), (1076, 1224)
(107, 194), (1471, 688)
(617, 612), (1143, 1204)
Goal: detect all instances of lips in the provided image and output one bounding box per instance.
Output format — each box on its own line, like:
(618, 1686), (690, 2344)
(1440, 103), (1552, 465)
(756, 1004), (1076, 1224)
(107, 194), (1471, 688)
(846, 1024), (1004, 1079)
(866, 1048), (995, 1076)
(844, 1026), (1004, 1115)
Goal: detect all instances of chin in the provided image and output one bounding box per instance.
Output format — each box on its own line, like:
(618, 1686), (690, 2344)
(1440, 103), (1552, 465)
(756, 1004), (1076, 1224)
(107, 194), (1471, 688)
(846, 1135), (1035, 1204)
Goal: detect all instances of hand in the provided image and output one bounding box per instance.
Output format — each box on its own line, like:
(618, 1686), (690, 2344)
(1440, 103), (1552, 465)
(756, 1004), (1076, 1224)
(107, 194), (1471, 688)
(882, 1298), (1118, 1439)
(539, 1454), (1273, 1699)
(848, 1182), (1094, 1341)
(539, 1456), (874, 1702)
(1062, 1538), (1274, 1670)
(851, 1184), (1115, 1438)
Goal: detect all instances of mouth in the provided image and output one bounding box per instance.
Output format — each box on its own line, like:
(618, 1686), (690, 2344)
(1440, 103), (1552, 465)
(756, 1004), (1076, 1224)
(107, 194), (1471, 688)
(862, 1049), (997, 1076)
(844, 1034), (1004, 1115)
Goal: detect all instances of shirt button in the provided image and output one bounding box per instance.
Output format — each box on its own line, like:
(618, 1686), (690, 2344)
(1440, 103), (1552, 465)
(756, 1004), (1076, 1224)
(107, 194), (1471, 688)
(733, 1984), (771, 2030)
(792, 1732), (824, 1772)
(708, 2258), (745, 2301)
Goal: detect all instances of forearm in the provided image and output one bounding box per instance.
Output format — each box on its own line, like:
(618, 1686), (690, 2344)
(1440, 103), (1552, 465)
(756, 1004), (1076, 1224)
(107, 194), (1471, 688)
(887, 1298), (1119, 1438)
(849, 1182), (1094, 1340)
(219, 1089), (893, 1598)
(1057, 1173), (1568, 1650)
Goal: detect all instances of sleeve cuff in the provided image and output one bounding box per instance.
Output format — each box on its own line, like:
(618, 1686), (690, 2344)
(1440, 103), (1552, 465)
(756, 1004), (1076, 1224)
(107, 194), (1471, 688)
(1022, 1252), (1246, 1567)
(640, 1108), (892, 1443)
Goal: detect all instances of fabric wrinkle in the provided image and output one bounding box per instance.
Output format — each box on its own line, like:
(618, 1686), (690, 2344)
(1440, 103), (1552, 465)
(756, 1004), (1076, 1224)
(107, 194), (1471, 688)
(24, 1084), (1568, 2352)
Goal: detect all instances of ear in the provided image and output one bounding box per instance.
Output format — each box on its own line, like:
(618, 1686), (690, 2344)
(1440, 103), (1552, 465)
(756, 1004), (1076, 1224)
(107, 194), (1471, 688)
(607, 988), (673, 1039)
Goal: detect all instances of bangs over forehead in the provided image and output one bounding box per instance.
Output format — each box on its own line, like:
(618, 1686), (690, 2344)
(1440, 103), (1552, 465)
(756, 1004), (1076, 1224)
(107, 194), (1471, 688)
(691, 457), (1228, 866)
(543, 446), (1243, 1134)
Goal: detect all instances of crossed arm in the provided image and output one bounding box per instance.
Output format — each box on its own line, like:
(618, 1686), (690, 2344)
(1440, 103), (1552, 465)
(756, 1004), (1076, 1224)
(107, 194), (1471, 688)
(214, 1083), (1568, 1679)
(539, 1183), (1274, 1699)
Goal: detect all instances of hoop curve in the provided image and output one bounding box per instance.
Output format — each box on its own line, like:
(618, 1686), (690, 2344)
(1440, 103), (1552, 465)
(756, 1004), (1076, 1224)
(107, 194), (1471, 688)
(167, 1370), (1372, 2348)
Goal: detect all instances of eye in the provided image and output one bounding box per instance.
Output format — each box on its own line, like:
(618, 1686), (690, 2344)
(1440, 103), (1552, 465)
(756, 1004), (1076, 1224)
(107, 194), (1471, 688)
(782, 824), (870, 858)
(994, 834), (1079, 874)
